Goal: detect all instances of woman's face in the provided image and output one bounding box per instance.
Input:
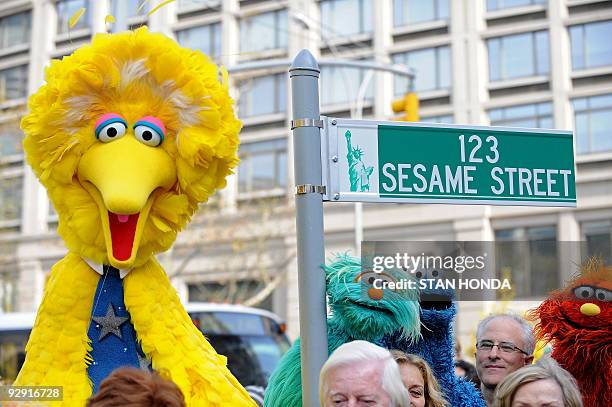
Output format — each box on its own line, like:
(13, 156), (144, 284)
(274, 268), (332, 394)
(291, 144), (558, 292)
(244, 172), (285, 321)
(511, 379), (564, 407)
(399, 363), (425, 407)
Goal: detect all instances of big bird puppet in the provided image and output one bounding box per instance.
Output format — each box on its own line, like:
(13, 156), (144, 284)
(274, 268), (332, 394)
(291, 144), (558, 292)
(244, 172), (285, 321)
(529, 259), (611, 407)
(15, 27), (256, 406)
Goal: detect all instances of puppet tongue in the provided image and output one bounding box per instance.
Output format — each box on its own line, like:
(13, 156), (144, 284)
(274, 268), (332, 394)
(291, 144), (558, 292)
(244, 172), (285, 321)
(109, 212), (139, 261)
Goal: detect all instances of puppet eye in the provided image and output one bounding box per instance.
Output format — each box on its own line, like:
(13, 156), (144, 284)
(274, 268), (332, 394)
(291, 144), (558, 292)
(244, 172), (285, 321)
(355, 271), (396, 288)
(573, 286), (595, 300)
(95, 113), (127, 142)
(134, 124), (163, 147)
(96, 119), (127, 143)
(133, 117), (165, 147)
(594, 288), (612, 302)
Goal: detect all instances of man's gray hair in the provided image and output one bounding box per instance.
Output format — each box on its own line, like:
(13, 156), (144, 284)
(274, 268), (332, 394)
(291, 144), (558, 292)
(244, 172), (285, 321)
(319, 340), (410, 407)
(476, 313), (536, 355)
(494, 356), (583, 407)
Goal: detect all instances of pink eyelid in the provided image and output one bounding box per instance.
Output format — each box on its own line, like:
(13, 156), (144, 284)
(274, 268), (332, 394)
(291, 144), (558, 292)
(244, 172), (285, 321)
(95, 113), (124, 128)
(137, 116), (166, 136)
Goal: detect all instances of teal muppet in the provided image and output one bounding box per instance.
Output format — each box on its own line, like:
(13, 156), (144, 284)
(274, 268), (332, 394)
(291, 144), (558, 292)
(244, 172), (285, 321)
(264, 254), (421, 407)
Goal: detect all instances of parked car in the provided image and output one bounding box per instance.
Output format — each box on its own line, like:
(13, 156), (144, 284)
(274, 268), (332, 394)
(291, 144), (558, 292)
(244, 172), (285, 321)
(0, 302), (291, 387)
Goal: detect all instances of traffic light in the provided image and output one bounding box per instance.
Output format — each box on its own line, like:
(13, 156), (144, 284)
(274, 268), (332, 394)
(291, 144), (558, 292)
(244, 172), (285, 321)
(392, 92), (419, 122)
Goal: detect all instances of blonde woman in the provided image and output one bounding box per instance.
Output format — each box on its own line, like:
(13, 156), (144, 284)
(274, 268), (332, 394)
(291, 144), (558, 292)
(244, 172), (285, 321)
(494, 356), (583, 407)
(391, 351), (450, 407)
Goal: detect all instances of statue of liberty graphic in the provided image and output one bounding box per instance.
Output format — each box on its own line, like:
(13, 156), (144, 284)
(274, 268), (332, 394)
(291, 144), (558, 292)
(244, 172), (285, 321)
(345, 130), (374, 192)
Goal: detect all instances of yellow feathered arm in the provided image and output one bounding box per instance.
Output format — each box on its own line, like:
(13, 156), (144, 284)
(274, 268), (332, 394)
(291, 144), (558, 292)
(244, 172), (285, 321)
(15, 254), (99, 405)
(124, 258), (254, 405)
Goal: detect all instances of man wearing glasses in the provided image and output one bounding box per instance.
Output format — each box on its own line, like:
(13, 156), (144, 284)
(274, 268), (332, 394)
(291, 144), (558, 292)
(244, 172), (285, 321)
(474, 314), (535, 406)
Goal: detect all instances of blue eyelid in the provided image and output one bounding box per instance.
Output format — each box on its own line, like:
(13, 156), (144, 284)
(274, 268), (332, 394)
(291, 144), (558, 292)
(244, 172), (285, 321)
(95, 118), (127, 139)
(133, 121), (165, 142)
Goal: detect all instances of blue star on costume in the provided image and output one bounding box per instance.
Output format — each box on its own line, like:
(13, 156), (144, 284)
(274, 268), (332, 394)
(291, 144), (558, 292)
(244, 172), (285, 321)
(87, 265), (151, 393)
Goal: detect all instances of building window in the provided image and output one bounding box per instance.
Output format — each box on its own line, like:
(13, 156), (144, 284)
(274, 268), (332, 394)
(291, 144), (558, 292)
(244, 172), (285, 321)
(0, 175), (22, 223)
(488, 31), (549, 82)
(393, 0), (449, 27)
(393, 46), (450, 94)
(111, 0), (149, 19)
(489, 102), (553, 128)
(422, 114), (453, 123)
(320, 65), (374, 106)
(238, 74), (286, 118)
(176, 23), (221, 60)
(572, 94), (612, 154)
(240, 9), (287, 54)
(487, 0), (545, 11)
(583, 220), (612, 265)
(320, 0), (372, 40)
(0, 11), (31, 49)
(238, 139), (287, 195)
(0, 65), (28, 102)
(0, 268), (18, 313)
(570, 20), (612, 71)
(0, 121), (23, 158)
(57, 0), (89, 34)
(495, 226), (558, 298)
(178, 0), (220, 10)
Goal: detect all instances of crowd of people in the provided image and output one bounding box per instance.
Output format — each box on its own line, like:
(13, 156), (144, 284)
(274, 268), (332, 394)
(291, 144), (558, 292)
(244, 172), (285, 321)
(318, 313), (584, 407)
(81, 312), (585, 406)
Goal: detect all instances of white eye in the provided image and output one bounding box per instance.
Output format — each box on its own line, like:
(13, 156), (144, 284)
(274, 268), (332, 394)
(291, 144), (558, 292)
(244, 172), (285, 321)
(594, 288), (612, 302)
(134, 124), (163, 147)
(97, 121), (127, 143)
(573, 286), (595, 300)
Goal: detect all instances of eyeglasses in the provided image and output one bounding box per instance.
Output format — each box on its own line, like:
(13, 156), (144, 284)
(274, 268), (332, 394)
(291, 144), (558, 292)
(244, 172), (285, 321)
(476, 340), (529, 355)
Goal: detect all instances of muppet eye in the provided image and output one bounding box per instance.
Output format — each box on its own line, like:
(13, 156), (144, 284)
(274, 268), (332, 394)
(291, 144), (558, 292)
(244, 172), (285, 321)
(594, 288), (612, 302)
(573, 286), (595, 299)
(355, 271), (396, 288)
(96, 121), (127, 143)
(134, 124), (164, 147)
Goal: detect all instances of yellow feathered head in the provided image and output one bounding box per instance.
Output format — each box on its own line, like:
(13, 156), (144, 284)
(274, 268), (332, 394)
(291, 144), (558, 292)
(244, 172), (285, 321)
(22, 27), (240, 269)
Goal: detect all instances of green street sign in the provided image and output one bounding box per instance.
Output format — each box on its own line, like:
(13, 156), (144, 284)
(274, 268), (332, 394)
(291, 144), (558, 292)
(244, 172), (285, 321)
(322, 118), (576, 207)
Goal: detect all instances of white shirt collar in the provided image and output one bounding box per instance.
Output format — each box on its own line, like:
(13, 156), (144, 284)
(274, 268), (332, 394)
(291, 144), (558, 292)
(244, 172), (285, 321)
(83, 258), (132, 279)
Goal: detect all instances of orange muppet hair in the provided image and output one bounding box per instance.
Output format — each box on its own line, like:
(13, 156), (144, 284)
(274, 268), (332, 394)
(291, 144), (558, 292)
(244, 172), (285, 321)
(86, 368), (185, 407)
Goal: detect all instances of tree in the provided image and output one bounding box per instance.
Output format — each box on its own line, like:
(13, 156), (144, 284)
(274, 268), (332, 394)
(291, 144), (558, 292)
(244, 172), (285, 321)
(163, 195), (297, 308)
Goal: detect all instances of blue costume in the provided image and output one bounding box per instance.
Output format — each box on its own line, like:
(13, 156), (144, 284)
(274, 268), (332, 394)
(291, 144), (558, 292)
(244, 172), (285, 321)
(380, 288), (485, 407)
(87, 266), (151, 393)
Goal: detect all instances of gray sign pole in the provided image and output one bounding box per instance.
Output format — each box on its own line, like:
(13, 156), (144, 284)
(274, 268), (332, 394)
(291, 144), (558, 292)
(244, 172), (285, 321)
(289, 49), (328, 407)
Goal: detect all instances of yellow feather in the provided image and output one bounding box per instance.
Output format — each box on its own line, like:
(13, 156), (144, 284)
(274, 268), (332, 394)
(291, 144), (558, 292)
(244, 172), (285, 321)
(124, 260), (256, 406)
(68, 8), (86, 29)
(15, 254), (98, 405)
(147, 0), (176, 16)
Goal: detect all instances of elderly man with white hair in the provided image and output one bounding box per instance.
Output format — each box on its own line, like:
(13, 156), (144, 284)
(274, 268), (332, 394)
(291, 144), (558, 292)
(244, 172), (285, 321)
(319, 340), (410, 407)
